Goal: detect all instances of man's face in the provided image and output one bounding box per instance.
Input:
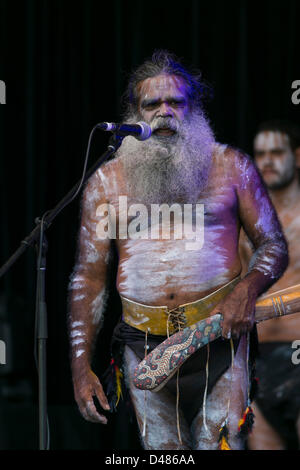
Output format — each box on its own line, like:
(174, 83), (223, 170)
(254, 131), (296, 189)
(137, 74), (189, 137)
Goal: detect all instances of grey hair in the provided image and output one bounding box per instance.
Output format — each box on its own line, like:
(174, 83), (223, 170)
(122, 50), (213, 117)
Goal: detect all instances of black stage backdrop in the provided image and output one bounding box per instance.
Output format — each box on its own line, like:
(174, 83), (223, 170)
(0, 0), (299, 450)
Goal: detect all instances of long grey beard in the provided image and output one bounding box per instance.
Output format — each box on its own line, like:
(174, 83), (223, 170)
(115, 109), (215, 205)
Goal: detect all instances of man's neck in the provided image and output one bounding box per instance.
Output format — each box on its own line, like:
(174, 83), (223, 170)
(269, 176), (300, 211)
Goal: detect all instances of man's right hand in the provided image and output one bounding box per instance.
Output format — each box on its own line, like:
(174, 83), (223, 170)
(73, 368), (110, 424)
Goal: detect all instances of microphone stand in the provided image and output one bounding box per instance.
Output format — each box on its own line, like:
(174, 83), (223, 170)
(0, 130), (125, 450)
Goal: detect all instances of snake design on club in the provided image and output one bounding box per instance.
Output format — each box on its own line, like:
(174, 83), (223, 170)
(133, 285), (300, 392)
(133, 314), (222, 392)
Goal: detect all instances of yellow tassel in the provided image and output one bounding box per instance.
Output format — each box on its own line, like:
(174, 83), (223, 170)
(219, 435), (231, 450)
(218, 421), (231, 450)
(238, 406), (250, 429)
(115, 365), (123, 406)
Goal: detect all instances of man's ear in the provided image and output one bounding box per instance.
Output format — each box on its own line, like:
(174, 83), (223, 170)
(295, 146), (300, 169)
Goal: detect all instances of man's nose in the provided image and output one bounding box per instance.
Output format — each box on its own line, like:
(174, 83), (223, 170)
(262, 152), (273, 165)
(158, 102), (173, 117)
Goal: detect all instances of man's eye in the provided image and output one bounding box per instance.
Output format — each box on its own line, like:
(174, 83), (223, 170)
(144, 103), (157, 110)
(170, 101), (185, 107)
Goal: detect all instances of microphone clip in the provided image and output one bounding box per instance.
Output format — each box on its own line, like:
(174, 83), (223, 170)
(107, 132), (125, 154)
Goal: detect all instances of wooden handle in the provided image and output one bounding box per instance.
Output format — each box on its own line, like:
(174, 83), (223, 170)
(255, 290), (300, 323)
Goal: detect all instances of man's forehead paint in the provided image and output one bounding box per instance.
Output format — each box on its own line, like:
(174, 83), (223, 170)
(138, 74), (187, 102)
(141, 95), (187, 108)
(254, 131), (290, 151)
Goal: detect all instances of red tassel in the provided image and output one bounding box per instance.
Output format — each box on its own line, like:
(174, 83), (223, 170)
(104, 357), (123, 412)
(237, 405), (255, 438)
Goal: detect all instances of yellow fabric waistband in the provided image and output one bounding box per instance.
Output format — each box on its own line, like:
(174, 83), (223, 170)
(121, 276), (240, 335)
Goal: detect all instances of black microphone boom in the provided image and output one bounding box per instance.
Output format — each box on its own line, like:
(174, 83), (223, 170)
(97, 121), (152, 141)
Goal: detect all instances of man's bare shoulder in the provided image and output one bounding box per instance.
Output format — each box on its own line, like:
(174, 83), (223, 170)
(83, 156), (126, 201)
(81, 158), (122, 205)
(212, 143), (255, 182)
(213, 143), (252, 165)
(95, 155), (123, 181)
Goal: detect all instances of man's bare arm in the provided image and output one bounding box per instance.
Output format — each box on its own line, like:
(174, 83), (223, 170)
(68, 171), (112, 423)
(211, 151), (288, 338)
(238, 228), (254, 277)
(237, 152), (288, 293)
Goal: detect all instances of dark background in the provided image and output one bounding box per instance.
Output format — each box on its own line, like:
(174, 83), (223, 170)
(0, 0), (299, 450)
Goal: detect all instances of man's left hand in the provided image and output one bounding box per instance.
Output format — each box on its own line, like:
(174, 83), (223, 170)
(209, 279), (258, 339)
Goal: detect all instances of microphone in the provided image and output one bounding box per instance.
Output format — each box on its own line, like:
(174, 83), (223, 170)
(97, 121), (152, 141)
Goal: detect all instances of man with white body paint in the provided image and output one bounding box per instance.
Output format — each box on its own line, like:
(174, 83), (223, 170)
(239, 121), (300, 450)
(68, 51), (288, 450)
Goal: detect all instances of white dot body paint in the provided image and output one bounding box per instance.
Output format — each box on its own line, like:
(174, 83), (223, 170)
(71, 338), (85, 346)
(70, 329), (86, 338)
(84, 240), (100, 263)
(91, 288), (108, 325)
(71, 321), (84, 328)
(68, 276), (86, 290)
(75, 349), (85, 358)
(68, 281), (85, 291)
(249, 238), (287, 279)
(73, 294), (86, 302)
